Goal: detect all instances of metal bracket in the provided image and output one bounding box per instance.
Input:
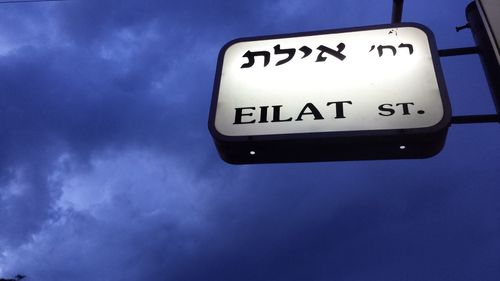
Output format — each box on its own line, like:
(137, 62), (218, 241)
(455, 23), (470, 32)
(439, 47), (479, 57)
(451, 114), (500, 124)
(455, 23), (471, 32)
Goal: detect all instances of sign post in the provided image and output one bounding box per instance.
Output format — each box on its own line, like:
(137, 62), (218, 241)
(209, 23), (451, 164)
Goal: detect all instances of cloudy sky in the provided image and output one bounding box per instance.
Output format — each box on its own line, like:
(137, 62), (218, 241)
(0, 0), (499, 280)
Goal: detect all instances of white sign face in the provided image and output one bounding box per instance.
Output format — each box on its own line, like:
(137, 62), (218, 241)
(213, 24), (447, 137)
(476, 0), (500, 65)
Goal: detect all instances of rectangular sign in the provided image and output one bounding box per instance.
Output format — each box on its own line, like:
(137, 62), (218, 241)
(476, 0), (500, 65)
(209, 23), (451, 164)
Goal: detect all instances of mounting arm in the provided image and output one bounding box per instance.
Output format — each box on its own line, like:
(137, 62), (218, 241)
(392, 0), (404, 23)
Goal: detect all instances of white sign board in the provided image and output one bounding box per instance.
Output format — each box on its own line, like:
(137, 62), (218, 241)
(476, 0), (500, 65)
(212, 24), (448, 137)
(209, 23), (450, 163)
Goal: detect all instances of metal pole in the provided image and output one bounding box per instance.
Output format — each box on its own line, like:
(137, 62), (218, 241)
(392, 0), (404, 23)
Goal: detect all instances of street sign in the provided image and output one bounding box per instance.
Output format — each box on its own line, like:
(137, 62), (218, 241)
(476, 0), (500, 65)
(209, 23), (451, 164)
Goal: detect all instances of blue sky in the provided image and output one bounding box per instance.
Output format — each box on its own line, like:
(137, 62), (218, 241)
(0, 0), (499, 280)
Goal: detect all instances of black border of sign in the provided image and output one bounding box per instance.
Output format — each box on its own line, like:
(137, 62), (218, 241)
(208, 22), (451, 145)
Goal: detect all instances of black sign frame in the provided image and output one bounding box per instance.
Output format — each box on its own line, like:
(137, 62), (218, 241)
(208, 23), (451, 164)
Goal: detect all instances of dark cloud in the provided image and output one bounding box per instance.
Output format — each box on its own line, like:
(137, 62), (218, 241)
(6, 156), (498, 281)
(0, 0), (207, 252)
